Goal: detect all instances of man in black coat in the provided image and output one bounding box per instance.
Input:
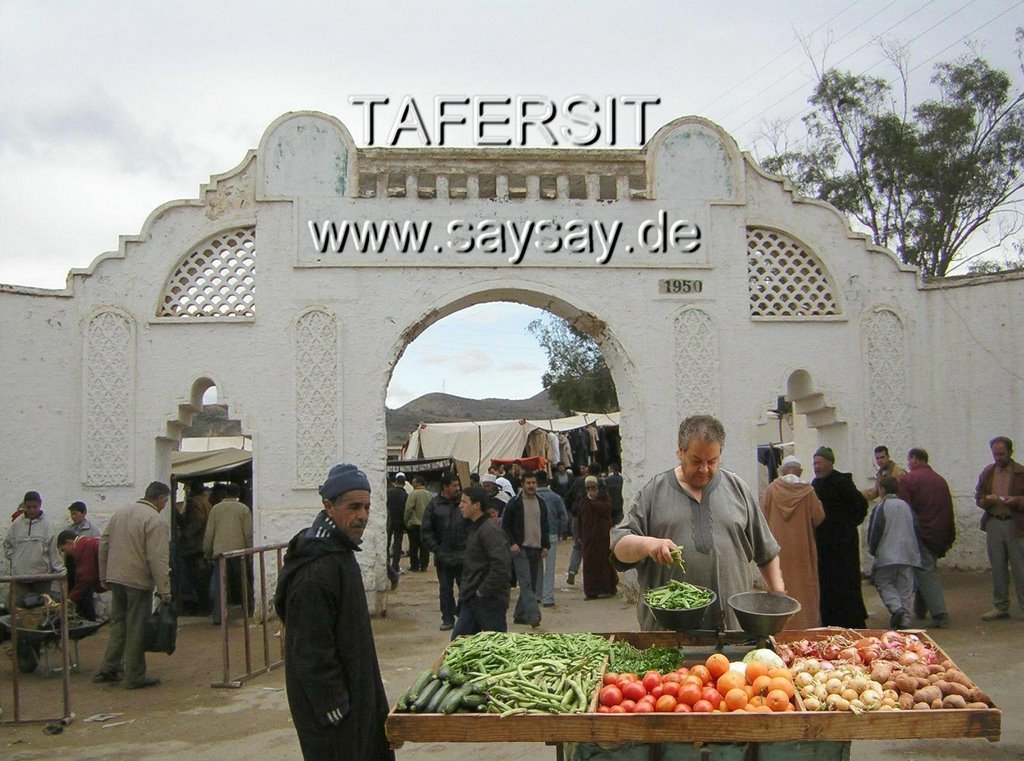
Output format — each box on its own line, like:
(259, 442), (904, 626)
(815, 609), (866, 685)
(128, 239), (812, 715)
(274, 464), (394, 761)
(812, 446), (869, 628)
(604, 463), (625, 525)
(565, 464), (591, 585)
(420, 471), (466, 631)
(385, 474), (408, 588)
(452, 486), (511, 638)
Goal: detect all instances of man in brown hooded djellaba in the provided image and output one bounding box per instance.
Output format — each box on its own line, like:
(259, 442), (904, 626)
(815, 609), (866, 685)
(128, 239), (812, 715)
(760, 455), (825, 629)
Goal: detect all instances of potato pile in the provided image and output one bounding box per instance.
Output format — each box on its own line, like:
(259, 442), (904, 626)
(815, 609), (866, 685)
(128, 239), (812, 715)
(870, 659), (992, 711)
(789, 655), (993, 713)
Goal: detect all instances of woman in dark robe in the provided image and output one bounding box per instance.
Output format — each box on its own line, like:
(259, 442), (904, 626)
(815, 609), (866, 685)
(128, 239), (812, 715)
(811, 447), (869, 628)
(577, 476), (618, 599)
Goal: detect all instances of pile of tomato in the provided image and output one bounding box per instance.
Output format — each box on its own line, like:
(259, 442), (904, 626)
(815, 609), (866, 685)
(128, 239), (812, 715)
(595, 652), (797, 714)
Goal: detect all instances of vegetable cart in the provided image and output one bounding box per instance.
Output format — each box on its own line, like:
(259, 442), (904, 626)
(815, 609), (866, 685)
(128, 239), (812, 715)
(385, 629), (1000, 759)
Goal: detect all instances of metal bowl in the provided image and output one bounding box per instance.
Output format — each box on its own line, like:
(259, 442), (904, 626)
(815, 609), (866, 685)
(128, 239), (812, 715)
(645, 586), (717, 631)
(727, 591), (801, 636)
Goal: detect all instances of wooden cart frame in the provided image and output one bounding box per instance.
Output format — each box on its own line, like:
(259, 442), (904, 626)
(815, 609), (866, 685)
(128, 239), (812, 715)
(386, 629), (1000, 748)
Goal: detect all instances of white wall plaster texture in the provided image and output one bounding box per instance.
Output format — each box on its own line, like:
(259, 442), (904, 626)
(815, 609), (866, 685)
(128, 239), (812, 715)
(3, 112), (1022, 606)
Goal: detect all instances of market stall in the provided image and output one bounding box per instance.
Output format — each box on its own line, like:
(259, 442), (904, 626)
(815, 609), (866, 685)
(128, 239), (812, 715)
(385, 627), (1000, 757)
(402, 412), (621, 475)
(386, 457), (471, 491)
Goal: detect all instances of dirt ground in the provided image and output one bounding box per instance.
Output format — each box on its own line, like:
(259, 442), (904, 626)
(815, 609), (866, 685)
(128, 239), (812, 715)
(2, 543), (1021, 761)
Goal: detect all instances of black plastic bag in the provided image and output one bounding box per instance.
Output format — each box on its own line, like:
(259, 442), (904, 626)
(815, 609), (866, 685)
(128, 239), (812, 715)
(143, 601), (177, 655)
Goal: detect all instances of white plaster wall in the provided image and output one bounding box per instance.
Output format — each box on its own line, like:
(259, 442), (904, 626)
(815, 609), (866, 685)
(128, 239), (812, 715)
(3, 111), (1023, 610)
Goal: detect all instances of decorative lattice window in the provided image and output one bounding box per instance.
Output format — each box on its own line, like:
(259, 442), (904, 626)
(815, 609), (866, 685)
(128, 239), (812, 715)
(159, 227), (256, 318)
(746, 228), (838, 318)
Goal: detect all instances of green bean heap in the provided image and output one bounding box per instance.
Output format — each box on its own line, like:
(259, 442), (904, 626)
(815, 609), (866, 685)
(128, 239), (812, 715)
(644, 579), (714, 610)
(443, 632), (611, 716)
(609, 641), (685, 674)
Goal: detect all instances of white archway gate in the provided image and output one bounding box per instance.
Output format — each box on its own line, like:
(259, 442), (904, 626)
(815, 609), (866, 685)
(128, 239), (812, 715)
(2, 111), (1022, 607)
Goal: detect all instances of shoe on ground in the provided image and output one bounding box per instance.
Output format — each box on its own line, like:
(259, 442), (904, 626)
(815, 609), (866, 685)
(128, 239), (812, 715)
(390, 576), (399, 591)
(889, 609), (912, 629)
(529, 618), (541, 629)
(929, 615), (950, 629)
(439, 621), (454, 631)
(92, 671), (122, 684)
(126, 677), (161, 690)
(542, 602), (555, 607)
(981, 609), (1009, 621)
(566, 573), (576, 585)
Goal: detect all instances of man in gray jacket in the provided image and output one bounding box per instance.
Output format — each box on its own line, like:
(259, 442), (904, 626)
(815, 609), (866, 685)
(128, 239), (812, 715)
(95, 481), (172, 689)
(4, 490), (61, 672)
(4, 491), (61, 596)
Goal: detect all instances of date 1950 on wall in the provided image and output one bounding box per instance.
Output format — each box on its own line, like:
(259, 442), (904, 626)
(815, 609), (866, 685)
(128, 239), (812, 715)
(660, 279), (704, 294)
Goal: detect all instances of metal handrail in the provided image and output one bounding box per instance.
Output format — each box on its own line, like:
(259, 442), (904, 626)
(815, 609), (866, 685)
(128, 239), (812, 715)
(210, 543), (287, 688)
(0, 572), (72, 725)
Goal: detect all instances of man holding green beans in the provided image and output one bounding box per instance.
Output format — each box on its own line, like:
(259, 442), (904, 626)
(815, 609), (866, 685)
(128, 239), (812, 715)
(611, 415), (784, 630)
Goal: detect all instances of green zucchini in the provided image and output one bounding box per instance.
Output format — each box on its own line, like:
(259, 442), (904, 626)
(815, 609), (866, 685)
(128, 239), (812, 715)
(406, 669), (436, 703)
(411, 678), (442, 712)
(438, 663), (452, 682)
(439, 684), (473, 714)
(425, 681), (454, 713)
(461, 693), (487, 710)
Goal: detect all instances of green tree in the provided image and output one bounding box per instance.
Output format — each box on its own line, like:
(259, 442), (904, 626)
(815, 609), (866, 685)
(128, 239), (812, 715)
(527, 315), (618, 415)
(758, 31), (1024, 277)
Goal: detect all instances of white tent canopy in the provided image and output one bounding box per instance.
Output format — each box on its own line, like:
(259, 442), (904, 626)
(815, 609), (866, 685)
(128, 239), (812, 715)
(171, 447), (252, 478)
(402, 412), (620, 473)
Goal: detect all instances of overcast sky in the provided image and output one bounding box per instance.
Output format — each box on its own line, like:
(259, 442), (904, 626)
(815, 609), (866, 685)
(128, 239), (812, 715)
(2, 1), (1021, 407)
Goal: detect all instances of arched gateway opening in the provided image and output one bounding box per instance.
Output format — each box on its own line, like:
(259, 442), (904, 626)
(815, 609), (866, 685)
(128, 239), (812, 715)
(384, 287), (635, 472)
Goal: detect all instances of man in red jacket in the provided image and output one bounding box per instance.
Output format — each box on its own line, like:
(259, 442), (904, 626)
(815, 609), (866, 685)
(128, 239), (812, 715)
(975, 436), (1024, 621)
(898, 448), (955, 628)
(57, 530), (104, 621)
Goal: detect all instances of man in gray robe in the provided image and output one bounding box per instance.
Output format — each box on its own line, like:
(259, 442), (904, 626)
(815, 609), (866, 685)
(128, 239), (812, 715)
(611, 415), (783, 630)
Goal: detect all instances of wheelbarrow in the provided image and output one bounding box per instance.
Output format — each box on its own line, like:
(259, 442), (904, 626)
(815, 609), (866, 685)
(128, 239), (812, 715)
(0, 614), (106, 676)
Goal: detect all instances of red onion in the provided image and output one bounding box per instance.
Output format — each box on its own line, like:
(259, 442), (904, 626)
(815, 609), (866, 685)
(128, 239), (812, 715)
(839, 647), (862, 664)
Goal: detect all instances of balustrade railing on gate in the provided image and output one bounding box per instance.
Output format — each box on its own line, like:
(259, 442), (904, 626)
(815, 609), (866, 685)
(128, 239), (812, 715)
(0, 572), (73, 725)
(211, 542), (287, 688)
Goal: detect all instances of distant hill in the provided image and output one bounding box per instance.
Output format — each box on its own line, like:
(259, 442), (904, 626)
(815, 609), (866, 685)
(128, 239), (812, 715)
(386, 390), (563, 446)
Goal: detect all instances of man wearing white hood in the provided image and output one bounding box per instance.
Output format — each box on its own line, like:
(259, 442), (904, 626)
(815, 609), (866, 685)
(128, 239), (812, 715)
(759, 455), (825, 629)
(495, 477), (515, 502)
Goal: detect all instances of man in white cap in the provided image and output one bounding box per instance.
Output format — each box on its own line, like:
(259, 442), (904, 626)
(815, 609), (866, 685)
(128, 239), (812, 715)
(495, 477), (515, 501)
(480, 474), (507, 518)
(759, 455), (825, 629)
(274, 464), (393, 761)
